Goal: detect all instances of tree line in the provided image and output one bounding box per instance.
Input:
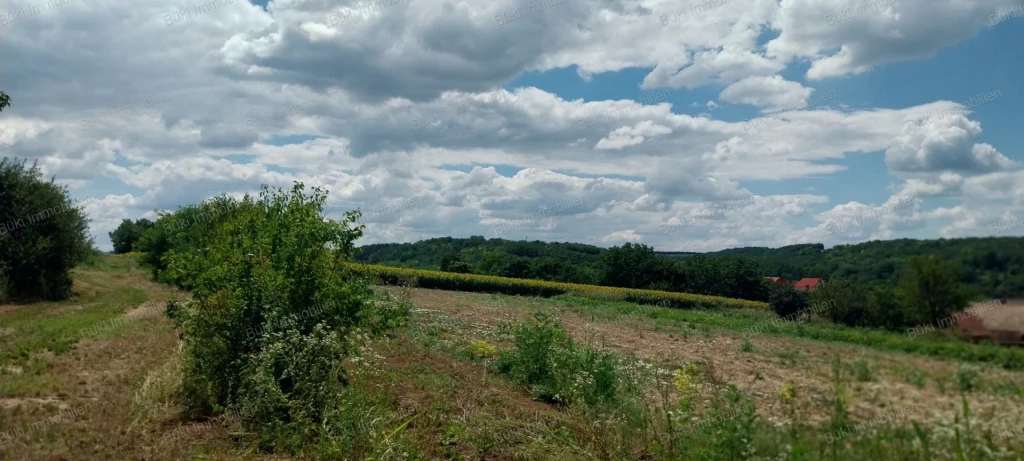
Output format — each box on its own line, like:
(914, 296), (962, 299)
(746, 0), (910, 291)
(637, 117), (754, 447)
(688, 240), (1024, 299)
(354, 237), (990, 331)
(767, 254), (969, 332)
(358, 238), (771, 301)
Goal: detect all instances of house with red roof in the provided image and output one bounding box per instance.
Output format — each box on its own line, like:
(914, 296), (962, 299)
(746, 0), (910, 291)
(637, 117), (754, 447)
(763, 276), (790, 286)
(792, 277), (823, 292)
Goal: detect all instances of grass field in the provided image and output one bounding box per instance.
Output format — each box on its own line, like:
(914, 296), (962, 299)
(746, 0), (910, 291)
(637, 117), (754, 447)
(3, 255), (1024, 460)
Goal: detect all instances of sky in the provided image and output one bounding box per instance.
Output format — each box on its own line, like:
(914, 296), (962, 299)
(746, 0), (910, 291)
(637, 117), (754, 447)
(1, 0), (1022, 252)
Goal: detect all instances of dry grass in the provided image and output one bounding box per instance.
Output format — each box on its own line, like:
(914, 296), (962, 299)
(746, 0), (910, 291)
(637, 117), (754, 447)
(0, 258), (282, 461)
(400, 287), (1024, 437)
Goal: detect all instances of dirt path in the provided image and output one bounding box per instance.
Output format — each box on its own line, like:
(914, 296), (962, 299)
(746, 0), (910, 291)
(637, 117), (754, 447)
(0, 262), (275, 461)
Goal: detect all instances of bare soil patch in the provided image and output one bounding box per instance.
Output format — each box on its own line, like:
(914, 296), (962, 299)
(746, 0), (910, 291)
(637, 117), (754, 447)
(976, 299), (1024, 332)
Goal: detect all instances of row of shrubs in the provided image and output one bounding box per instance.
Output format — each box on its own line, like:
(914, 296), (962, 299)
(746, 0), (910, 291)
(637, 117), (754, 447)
(138, 183), (409, 455)
(353, 263), (769, 310)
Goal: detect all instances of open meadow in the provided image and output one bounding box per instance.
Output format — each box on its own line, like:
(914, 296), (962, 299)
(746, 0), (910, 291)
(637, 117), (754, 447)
(2, 254), (1024, 460)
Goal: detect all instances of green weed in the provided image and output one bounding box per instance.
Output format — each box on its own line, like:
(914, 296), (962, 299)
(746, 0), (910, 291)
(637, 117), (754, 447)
(956, 364), (978, 392)
(850, 359), (874, 382)
(739, 337), (754, 352)
(491, 312), (621, 406)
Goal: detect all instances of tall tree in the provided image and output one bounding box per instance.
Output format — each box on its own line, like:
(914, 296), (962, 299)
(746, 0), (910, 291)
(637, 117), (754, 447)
(897, 255), (968, 325)
(0, 158), (92, 301)
(0, 91), (9, 112)
(810, 278), (866, 326)
(109, 219), (138, 254)
(109, 218), (154, 254)
(439, 247), (472, 273)
(865, 285), (905, 330)
(598, 243), (676, 289)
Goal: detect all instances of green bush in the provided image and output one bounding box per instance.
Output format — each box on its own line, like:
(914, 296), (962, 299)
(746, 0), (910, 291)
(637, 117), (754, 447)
(108, 218), (153, 254)
(492, 312), (620, 406)
(768, 283), (806, 319)
(0, 158), (91, 301)
(160, 183), (408, 449)
(137, 196), (240, 285)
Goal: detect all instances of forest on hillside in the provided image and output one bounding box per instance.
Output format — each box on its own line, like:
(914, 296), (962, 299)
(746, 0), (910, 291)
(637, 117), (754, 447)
(355, 236), (1024, 299)
(694, 238), (1024, 298)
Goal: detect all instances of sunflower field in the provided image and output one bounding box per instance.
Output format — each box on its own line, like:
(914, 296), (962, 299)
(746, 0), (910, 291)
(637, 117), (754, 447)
(352, 263), (767, 310)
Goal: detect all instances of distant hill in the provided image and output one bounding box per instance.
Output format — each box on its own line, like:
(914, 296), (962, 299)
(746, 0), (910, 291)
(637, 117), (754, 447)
(357, 236), (1024, 298)
(693, 238), (1024, 298)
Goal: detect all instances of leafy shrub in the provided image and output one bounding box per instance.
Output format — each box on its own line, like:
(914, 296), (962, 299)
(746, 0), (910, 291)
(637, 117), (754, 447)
(159, 184), (407, 449)
(492, 312), (620, 406)
(768, 283), (807, 319)
(0, 158), (91, 301)
(136, 196), (241, 285)
(470, 339), (497, 358)
(164, 297), (181, 321)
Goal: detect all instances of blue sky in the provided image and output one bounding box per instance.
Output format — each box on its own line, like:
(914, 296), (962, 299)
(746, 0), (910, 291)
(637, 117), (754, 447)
(2, 0), (1023, 250)
(504, 20), (1023, 239)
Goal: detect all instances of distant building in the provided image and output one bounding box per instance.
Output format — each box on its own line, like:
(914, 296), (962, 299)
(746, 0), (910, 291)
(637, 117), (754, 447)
(792, 278), (823, 292)
(953, 298), (1024, 347)
(764, 276), (790, 286)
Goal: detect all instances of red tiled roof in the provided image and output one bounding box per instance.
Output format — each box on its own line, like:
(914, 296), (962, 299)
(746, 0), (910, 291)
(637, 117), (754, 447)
(793, 277), (821, 287)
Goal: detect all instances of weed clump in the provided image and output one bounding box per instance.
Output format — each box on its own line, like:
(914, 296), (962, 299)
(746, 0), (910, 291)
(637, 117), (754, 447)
(491, 312), (620, 406)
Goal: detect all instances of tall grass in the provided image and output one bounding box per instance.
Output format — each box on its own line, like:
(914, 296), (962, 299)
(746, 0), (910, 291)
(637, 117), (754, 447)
(482, 315), (1012, 460)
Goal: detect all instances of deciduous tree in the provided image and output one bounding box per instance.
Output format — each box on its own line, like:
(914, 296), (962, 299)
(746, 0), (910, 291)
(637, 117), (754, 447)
(897, 255), (968, 326)
(0, 158), (91, 301)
